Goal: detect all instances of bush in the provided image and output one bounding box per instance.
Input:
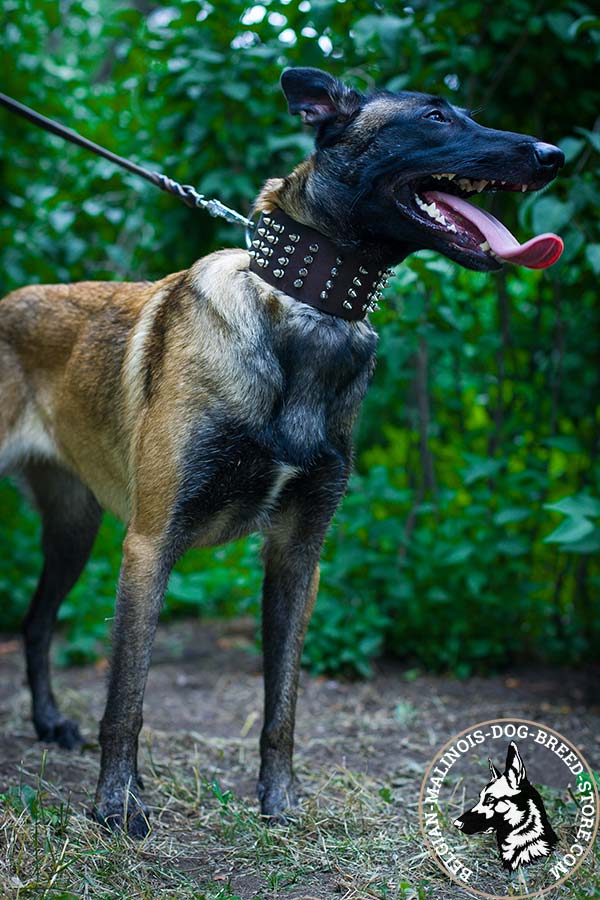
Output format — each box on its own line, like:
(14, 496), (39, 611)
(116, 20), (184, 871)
(1, 0), (598, 676)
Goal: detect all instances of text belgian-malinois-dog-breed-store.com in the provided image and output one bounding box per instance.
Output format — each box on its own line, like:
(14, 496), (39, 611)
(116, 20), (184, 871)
(0, 67), (564, 836)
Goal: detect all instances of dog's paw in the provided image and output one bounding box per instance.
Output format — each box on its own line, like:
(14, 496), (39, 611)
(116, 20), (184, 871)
(36, 717), (83, 750)
(92, 794), (150, 839)
(257, 779), (300, 825)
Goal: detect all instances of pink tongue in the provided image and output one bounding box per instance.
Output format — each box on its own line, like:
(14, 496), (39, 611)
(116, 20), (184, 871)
(425, 190), (564, 269)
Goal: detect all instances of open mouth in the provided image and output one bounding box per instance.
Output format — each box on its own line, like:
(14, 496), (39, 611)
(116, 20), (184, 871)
(395, 174), (564, 270)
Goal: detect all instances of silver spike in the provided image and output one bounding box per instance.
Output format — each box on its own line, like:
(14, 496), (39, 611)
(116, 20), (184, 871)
(293, 279), (303, 288)
(252, 239), (260, 248)
(343, 300), (353, 309)
(258, 227), (266, 236)
(257, 258), (268, 268)
(263, 216), (272, 225)
(290, 233), (300, 242)
(299, 267), (308, 277)
(336, 256), (342, 265)
(348, 289), (357, 298)
(320, 291), (328, 300)
(359, 266), (368, 275)
(353, 277), (362, 287)
(309, 243), (319, 252)
(284, 245), (295, 254)
(325, 280), (333, 289)
(272, 223), (284, 233)
(330, 267), (338, 277)
(304, 255), (313, 264)
(248, 250), (255, 258)
(273, 269), (284, 278)
(278, 257), (289, 266)
(266, 234), (278, 244)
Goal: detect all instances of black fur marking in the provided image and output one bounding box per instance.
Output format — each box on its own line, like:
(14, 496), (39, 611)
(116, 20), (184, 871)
(143, 275), (186, 402)
(170, 308), (377, 547)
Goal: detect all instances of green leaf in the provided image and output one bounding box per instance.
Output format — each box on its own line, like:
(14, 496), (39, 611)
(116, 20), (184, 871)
(558, 527), (600, 555)
(222, 82), (251, 101)
(443, 544), (474, 565)
(544, 517), (594, 544)
(544, 494), (600, 519)
(462, 458), (503, 485)
(542, 435), (583, 453)
(48, 207), (76, 232)
(585, 244), (600, 276)
(493, 507), (531, 525)
(576, 127), (600, 154)
(558, 136), (585, 164)
(531, 197), (574, 236)
(497, 538), (528, 556)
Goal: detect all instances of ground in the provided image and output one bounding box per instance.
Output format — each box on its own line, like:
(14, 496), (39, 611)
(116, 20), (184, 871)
(0, 619), (598, 900)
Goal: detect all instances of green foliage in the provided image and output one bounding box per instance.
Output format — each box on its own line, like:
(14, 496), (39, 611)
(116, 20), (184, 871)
(0, 0), (598, 677)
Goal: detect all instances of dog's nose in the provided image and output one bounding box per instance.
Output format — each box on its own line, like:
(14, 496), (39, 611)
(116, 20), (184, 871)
(533, 142), (565, 170)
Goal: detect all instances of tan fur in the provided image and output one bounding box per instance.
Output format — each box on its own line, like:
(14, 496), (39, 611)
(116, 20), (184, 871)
(255, 159), (317, 230)
(0, 245), (313, 537)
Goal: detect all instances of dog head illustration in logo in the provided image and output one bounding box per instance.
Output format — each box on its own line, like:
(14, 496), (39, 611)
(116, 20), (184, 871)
(453, 741), (558, 871)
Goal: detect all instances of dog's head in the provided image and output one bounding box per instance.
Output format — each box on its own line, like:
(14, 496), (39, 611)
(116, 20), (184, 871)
(453, 741), (532, 835)
(280, 67), (564, 271)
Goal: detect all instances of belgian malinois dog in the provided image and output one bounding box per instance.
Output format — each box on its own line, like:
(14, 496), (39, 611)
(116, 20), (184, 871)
(0, 67), (564, 836)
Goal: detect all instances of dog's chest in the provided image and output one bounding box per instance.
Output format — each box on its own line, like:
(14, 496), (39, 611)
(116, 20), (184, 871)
(170, 278), (378, 546)
(173, 413), (334, 547)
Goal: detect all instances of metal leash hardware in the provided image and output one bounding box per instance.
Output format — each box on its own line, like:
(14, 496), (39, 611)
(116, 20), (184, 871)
(0, 91), (255, 232)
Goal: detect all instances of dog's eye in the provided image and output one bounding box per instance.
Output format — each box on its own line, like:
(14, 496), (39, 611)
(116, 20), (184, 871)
(423, 110), (449, 123)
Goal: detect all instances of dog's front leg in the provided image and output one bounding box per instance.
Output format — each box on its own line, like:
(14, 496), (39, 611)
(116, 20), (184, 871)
(259, 550), (320, 820)
(93, 530), (171, 838)
(258, 462), (347, 821)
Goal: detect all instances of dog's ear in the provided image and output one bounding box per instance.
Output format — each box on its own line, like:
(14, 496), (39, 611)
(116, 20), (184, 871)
(488, 758), (502, 781)
(280, 67), (363, 140)
(505, 741), (526, 789)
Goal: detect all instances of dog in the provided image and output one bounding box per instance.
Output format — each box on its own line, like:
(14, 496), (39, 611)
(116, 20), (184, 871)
(0, 67), (564, 836)
(454, 741), (558, 870)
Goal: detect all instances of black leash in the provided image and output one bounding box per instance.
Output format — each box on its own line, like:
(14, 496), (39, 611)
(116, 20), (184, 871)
(0, 92), (254, 230)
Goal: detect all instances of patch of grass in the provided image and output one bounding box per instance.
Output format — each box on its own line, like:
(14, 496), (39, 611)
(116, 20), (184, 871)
(2, 726), (598, 900)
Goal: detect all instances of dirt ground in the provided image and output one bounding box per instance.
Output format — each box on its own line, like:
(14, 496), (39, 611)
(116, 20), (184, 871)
(0, 619), (599, 899)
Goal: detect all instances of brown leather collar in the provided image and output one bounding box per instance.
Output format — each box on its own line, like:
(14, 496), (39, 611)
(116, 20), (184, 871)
(248, 209), (392, 321)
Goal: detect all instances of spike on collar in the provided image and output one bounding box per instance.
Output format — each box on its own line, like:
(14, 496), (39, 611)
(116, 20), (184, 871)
(248, 209), (391, 321)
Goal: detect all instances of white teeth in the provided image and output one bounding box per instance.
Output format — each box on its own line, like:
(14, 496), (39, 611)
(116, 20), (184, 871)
(446, 173), (456, 180)
(431, 173), (457, 180)
(476, 179), (489, 192)
(414, 194), (457, 232)
(479, 240), (490, 251)
(521, 184), (528, 192)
